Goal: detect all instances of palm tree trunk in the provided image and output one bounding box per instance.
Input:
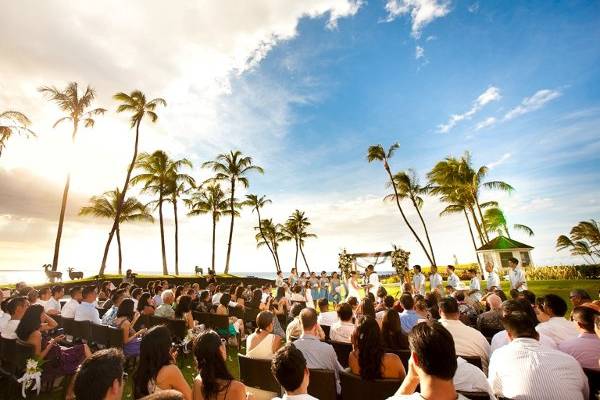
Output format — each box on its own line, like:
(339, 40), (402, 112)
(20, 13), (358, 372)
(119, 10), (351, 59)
(384, 162), (434, 266)
(224, 179), (236, 274)
(158, 191), (168, 275)
(474, 197), (490, 242)
(99, 119), (141, 275)
(504, 223), (511, 239)
(294, 239), (299, 269)
(464, 210), (484, 275)
(299, 243), (311, 274)
(116, 225), (123, 275)
(412, 198), (436, 266)
(468, 204), (485, 246)
(256, 210), (279, 273)
(273, 243), (281, 271)
(52, 121), (79, 271)
(211, 214), (217, 272)
(173, 197), (179, 275)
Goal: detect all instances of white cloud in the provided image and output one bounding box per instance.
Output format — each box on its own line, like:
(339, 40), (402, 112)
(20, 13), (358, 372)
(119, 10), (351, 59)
(468, 2), (479, 13)
(487, 152), (512, 169)
(437, 86), (501, 133)
(384, 0), (451, 38)
(415, 45), (425, 59)
(504, 89), (561, 121)
(475, 116), (497, 130)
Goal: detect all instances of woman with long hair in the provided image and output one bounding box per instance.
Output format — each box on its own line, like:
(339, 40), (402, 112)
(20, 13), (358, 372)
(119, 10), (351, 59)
(233, 286), (246, 307)
(137, 292), (156, 315)
(348, 317), (405, 380)
(98, 281), (112, 303)
(133, 325), (192, 399)
(192, 331), (248, 400)
(381, 309), (409, 350)
(247, 289), (263, 310)
(245, 311), (282, 359)
(215, 294), (244, 337)
(175, 295), (195, 330)
(17, 304), (91, 400)
(113, 298), (145, 357)
(329, 271), (342, 304)
(356, 297), (376, 321)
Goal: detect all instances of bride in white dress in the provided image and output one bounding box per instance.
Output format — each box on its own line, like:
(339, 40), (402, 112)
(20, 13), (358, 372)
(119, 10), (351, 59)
(347, 271), (362, 300)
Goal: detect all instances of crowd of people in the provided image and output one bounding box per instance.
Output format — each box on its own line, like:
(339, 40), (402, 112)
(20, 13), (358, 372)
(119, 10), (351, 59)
(0, 262), (598, 400)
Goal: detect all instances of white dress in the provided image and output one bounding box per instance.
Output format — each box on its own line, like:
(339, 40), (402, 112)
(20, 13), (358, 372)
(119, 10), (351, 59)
(246, 333), (276, 359)
(347, 277), (361, 300)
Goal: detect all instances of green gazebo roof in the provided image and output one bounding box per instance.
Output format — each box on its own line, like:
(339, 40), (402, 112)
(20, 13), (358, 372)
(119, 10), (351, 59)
(477, 235), (534, 251)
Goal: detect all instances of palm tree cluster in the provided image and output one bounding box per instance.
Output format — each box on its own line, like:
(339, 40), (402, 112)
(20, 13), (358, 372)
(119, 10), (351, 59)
(368, 145), (533, 271)
(556, 219), (600, 264)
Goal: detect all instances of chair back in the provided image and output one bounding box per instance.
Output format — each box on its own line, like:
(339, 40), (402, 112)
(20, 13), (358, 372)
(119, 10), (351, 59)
(329, 340), (352, 368)
(321, 325), (331, 341)
(210, 314), (230, 332)
(91, 323), (109, 347)
(167, 319), (187, 341)
(192, 311), (211, 327)
(133, 314), (151, 331)
(150, 315), (170, 328)
(277, 314), (288, 331)
(460, 355), (483, 370)
(14, 339), (35, 375)
(62, 317), (75, 336)
(583, 368), (600, 400)
(52, 315), (63, 328)
(107, 326), (124, 348)
(458, 391), (490, 400)
(229, 306), (244, 320)
(72, 320), (91, 342)
(385, 348), (411, 370)
(339, 369), (402, 400)
(244, 307), (260, 328)
(237, 354), (281, 394)
(0, 337), (17, 374)
(307, 369), (337, 400)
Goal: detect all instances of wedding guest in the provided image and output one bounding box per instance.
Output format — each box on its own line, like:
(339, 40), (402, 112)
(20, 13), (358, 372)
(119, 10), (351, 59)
(45, 285), (64, 315)
(155, 290), (176, 318)
(412, 265), (426, 296)
(73, 348), (125, 400)
(174, 295), (195, 330)
(61, 286), (82, 318)
(477, 293), (504, 337)
(246, 311), (282, 359)
(569, 289), (592, 308)
(330, 302), (355, 343)
(381, 309), (409, 350)
(317, 298), (338, 327)
(153, 286), (164, 306)
(137, 293), (156, 316)
(429, 265), (443, 293)
(356, 297), (376, 321)
(102, 289), (127, 326)
(286, 303), (325, 341)
(536, 294), (578, 345)
(131, 287), (143, 310)
(508, 257), (527, 292)
(446, 265), (460, 289)
(75, 286), (102, 325)
(399, 294), (419, 332)
(1, 296), (29, 339)
(271, 344), (317, 400)
(113, 299), (145, 357)
(485, 262), (500, 290)
(558, 305), (600, 370)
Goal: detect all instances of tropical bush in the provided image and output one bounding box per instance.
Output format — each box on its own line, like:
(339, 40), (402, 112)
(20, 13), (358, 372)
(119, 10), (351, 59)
(523, 265), (599, 280)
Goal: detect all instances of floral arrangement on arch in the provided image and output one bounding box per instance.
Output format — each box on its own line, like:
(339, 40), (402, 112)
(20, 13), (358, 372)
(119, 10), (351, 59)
(338, 249), (355, 279)
(391, 245), (410, 282)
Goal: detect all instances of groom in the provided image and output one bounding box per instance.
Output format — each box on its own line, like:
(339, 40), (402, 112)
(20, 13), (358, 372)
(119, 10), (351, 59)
(365, 264), (380, 297)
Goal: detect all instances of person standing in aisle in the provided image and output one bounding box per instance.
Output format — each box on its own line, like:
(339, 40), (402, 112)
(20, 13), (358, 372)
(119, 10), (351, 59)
(429, 265), (443, 294)
(365, 265), (380, 298)
(446, 265), (460, 289)
(412, 265), (426, 296)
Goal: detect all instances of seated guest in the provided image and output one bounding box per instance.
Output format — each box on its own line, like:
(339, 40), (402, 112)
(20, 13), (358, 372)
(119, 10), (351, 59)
(38, 287), (52, 308)
(569, 289), (592, 308)
(155, 289), (176, 318)
(27, 289), (40, 306)
(316, 298), (338, 327)
(349, 317), (406, 380)
(476, 292), (503, 336)
(113, 298), (145, 357)
(488, 311), (589, 400)
(399, 294), (419, 332)
(131, 287), (143, 310)
(215, 293), (244, 337)
(330, 302), (355, 343)
(133, 325), (192, 399)
(290, 285), (306, 303)
(438, 297), (490, 371)
(455, 291), (477, 326)
(558, 305), (600, 370)
(286, 303), (325, 342)
(74, 348), (125, 400)
(17, 304), (91, 399)
(381, 309), (409, 350)
(246, 311), (282, 359)
(389, 321), (469, 400)
(62, 286), (82, 318)
(293, 308), (343, 393)
(192, 330), (247, 400)
(376, 296), (396, 321)
(102, 289), (127, 325)
(98, 281), (112, 303)
(152, 285), (164, 306)
(272, 344), (317, 400)
(453, 356), (493, 396)
(212, 285), (224, 305)
(195, 291), (212, 313)
(247, 289), (263, 310)
(1, 296), (29, 339)
(45, 285), (64, 315)
(356, 297), (376, 321)
(414, 300), (429, 322)
(376, 286), (389, 310)
(138, 292), (156, 316)
(536, 294), (579, 345)
(174, 295), (195, 330)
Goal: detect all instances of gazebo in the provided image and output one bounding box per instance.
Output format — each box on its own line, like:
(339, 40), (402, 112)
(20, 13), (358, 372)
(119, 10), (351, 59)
(476, 235), (534, 269)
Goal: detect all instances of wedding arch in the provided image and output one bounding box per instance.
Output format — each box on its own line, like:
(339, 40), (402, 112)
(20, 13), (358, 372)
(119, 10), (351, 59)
(338, 245), (410, 281)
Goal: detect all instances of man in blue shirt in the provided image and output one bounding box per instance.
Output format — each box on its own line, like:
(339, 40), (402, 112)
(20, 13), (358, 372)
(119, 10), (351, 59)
(399, 293), (420, 333)
(74, 286), (102, 325)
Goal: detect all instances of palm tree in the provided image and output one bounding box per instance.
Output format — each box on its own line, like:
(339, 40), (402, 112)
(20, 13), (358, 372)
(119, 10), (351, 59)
(255, 219), (285, 270)
(285, 210), (316, 273)
(483, 207), (534, 239)
(99, 90), (166, 275)
(203, 151), (264, 273)
(367, 144), (435, 266)
(556, 219), (600, 264)
(79, 189), (153, 274)
(130, 150), (180, 275)
(164, 159), (195, 275)
(385, 169), (437, 266)
(0, 110), (36, 157)
(186, 182), (235, 272)
(570, 220), (600, 251)
(244, 194), (279, 272)
(39, 82), (106, 271)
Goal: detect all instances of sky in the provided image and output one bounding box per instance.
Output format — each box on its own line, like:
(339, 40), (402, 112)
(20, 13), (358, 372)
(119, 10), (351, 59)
(1, 0), (599, 278)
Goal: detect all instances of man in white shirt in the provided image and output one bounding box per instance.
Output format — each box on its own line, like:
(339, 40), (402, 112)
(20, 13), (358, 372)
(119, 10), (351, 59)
(558, 305), (600, 370)
(389, 321), (470, 400)
(439, 297), (490, 371)
(412, 265), (426, 296)
(485, 262), (500, 290)
(45, 285), (64, 315)
(488, 311), (589, 400)
(429, 265), (443, 293)
(468, 269), (482, 302)
(316, 298), (338, 327)
(365, 265), (380, 297)
(446, 265), (460, 289)
(74, 286), (102, 325)
(536, 294), (579, 346)
(453, 356), (493, 396)
(508, 257), (527, 292)
(37, 287), (52, 309)
(329, 303), (354, 343)
(275, 271), (285, 288)
(0, 296), (29, 339)
(61, 286), (82, 319)
(154, 289), (175, 318)
(272, 344), (318, 400)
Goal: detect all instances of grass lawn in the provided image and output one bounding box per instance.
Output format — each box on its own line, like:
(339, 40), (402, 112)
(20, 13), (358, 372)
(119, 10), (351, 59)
(31, 279), (598, 399)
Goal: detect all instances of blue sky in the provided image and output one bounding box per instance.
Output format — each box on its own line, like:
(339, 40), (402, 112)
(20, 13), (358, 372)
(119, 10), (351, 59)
(1, 0), (599, 277)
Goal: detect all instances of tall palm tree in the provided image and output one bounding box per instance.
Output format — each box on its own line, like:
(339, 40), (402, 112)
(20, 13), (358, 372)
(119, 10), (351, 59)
(186, 182), (235, 272)
(285, 210), (316, 273)
(483, 207), (534, 239)
(130, 150), (181, 275)
(367, 144), (435, 266)
(244, 194), (279, 272)
(385, 169), (437, 266)
(39, 82), (106, 271)
(164, 159), (195, 275)
(255, 219), (285, 270)
(556, 219), (600, 264)
(0, 110), (36, 157)
(79, 189), (153, 274)
(99, 90), (166, 275)
(570, 220), (600, 251)
(203, 151), (264, 273)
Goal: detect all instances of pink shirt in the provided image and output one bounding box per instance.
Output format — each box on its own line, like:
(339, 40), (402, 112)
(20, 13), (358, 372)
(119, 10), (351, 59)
(558, 332), (600, 370)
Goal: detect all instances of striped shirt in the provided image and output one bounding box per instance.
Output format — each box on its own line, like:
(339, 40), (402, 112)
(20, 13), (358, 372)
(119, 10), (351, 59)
(488, 338), (589, 400)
